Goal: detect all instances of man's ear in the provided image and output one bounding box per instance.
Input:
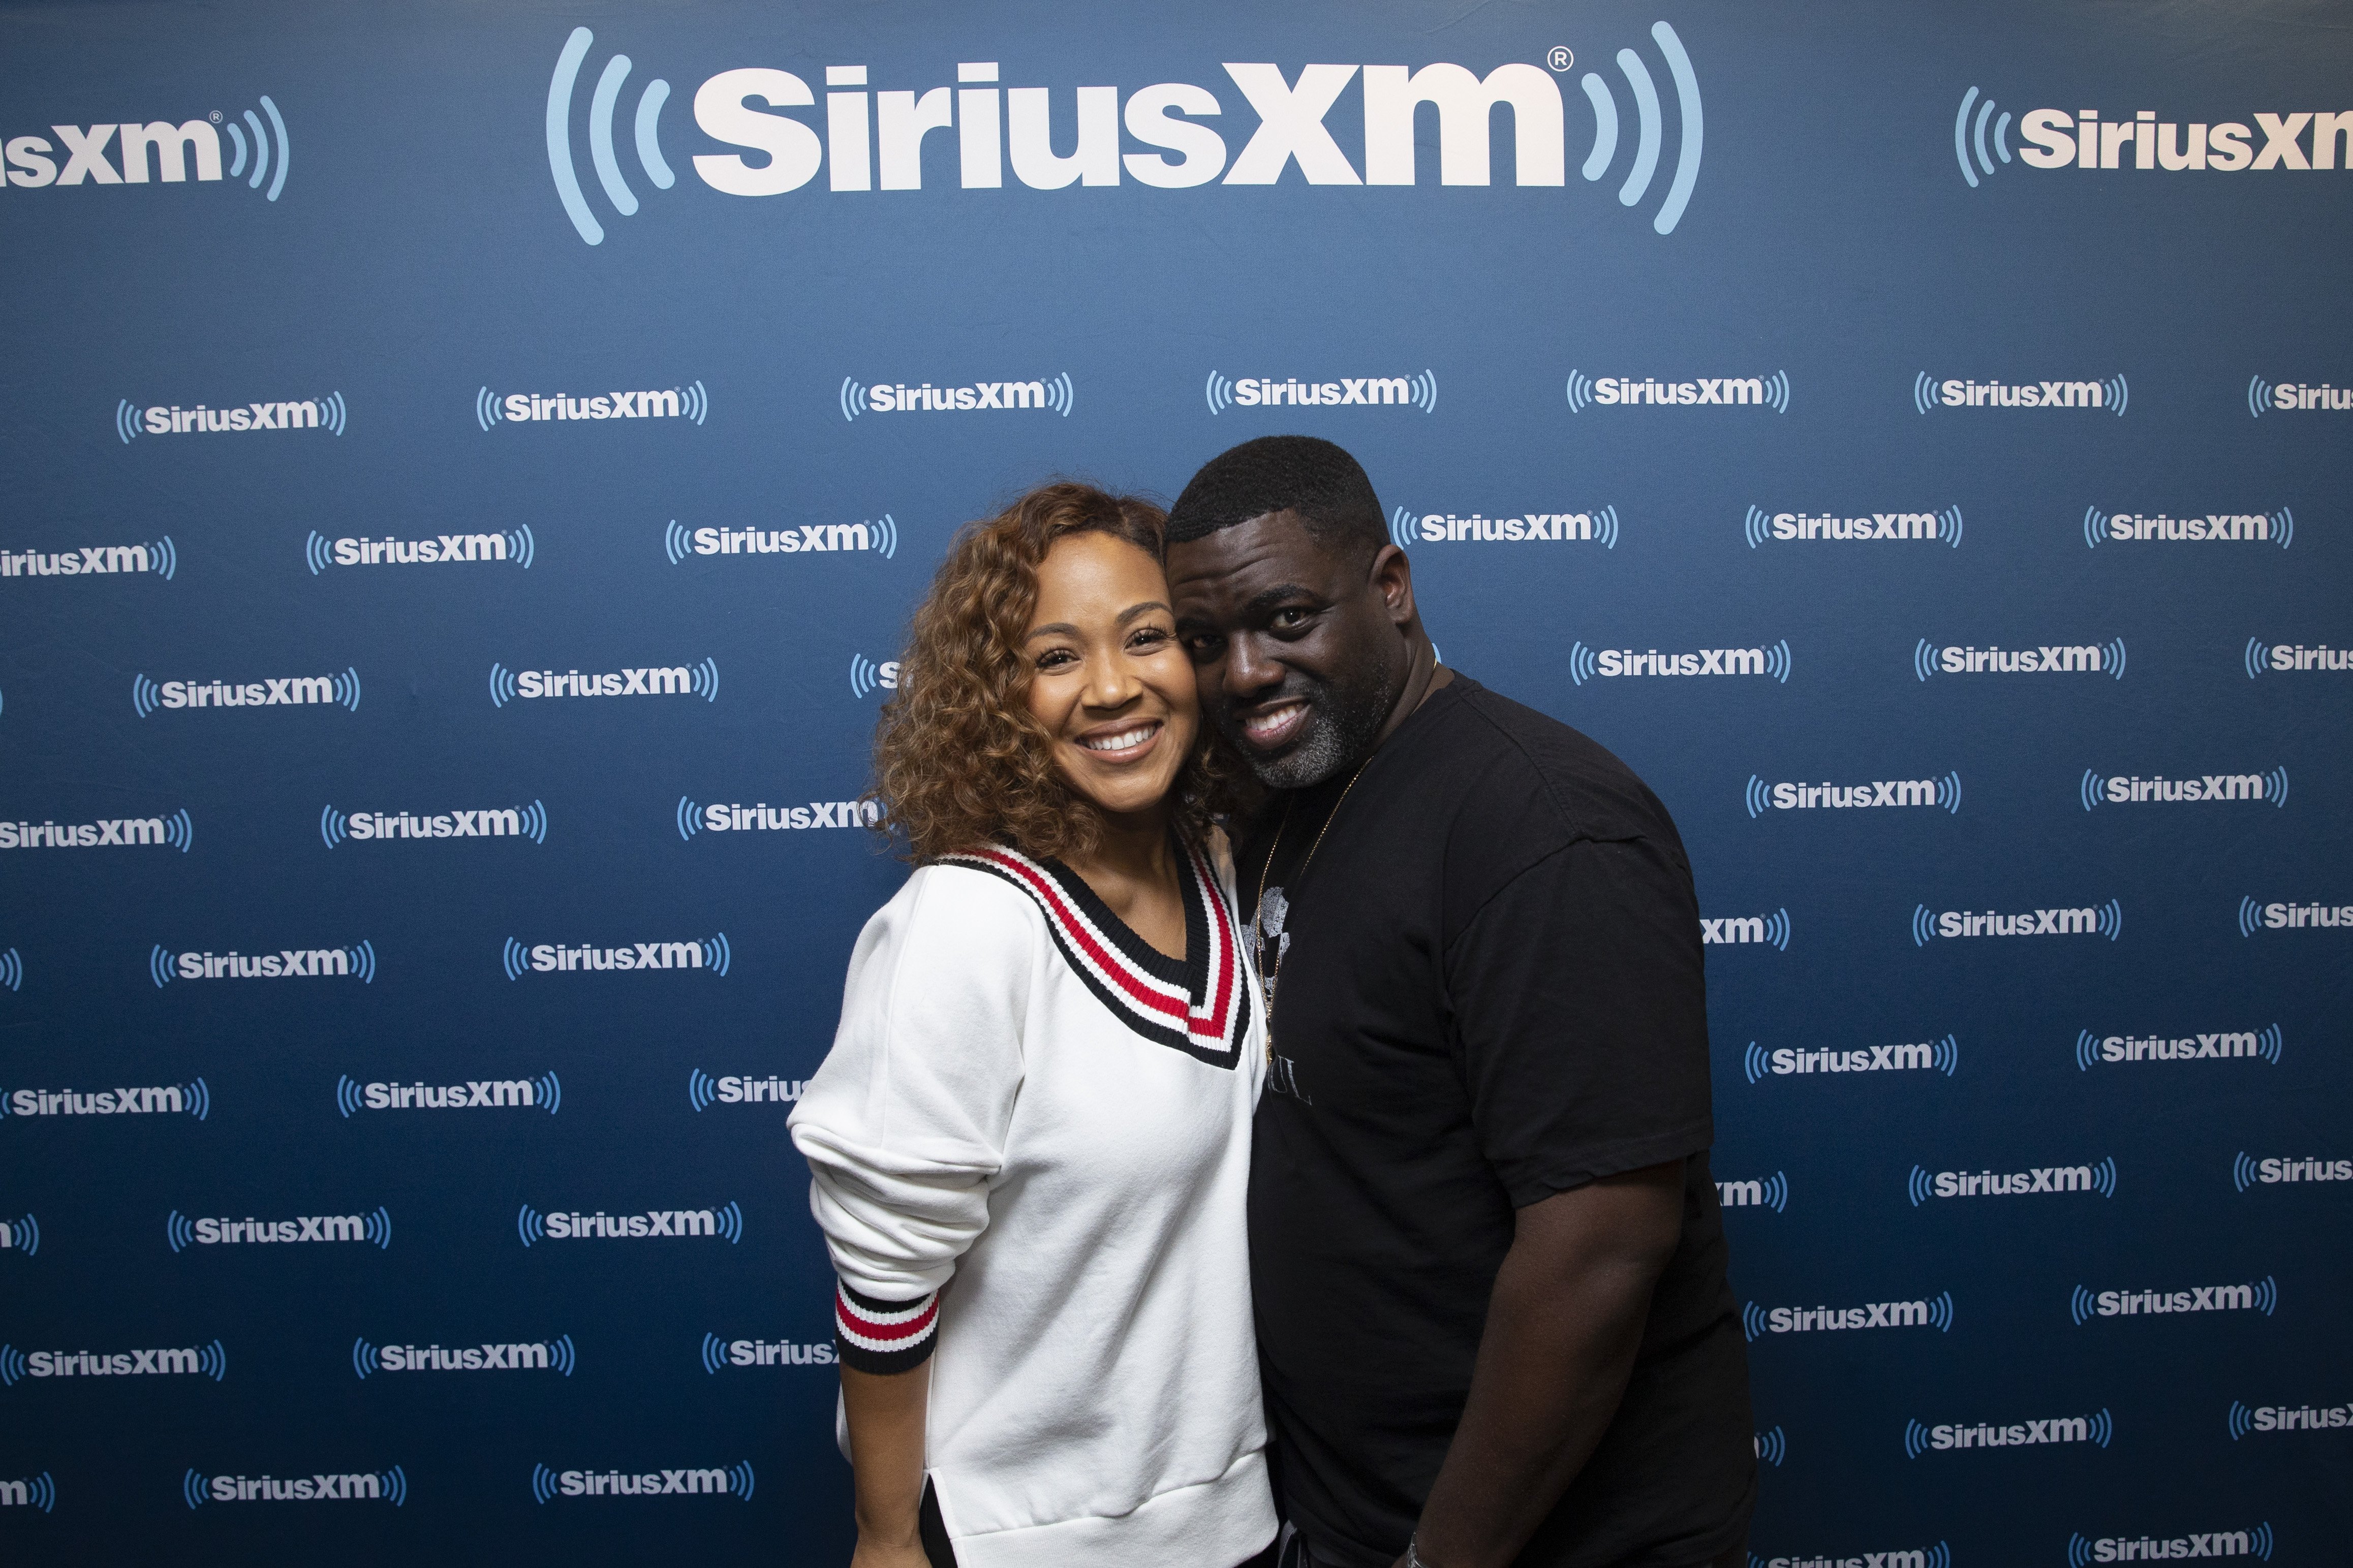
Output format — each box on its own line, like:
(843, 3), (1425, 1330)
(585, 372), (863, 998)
(1368, 543), (1417, 628)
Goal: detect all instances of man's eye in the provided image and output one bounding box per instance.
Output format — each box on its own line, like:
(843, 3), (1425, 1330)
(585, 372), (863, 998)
(1271, 609), (1309, 632)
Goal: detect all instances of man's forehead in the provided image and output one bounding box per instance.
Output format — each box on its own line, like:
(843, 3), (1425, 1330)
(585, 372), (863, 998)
(1169, 510), (1341, 596)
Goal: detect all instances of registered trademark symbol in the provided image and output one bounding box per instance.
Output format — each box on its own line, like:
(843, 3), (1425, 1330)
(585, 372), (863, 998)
(208, 110), (223, 122)
(1545, 46), (1573, 72)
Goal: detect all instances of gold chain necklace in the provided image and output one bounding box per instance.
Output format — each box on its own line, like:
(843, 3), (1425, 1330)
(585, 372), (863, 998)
(1251, 758), (1372, 1064)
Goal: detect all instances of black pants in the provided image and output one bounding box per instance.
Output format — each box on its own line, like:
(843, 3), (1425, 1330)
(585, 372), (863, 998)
(919, 1479), (1280, 1568)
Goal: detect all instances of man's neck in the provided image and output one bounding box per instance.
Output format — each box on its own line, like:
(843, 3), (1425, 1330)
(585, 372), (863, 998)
(1370, 636), (1449, 755)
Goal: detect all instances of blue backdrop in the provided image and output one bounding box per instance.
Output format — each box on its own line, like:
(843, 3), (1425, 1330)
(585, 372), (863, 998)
(1, 1), (2347, 1562)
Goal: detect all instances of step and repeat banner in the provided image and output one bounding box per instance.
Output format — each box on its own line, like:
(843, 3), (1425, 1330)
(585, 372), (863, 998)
(1, 0), (2347, 1561)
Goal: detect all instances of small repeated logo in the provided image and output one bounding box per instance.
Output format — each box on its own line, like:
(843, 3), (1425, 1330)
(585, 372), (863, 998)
(665, 515), (898, 562)
(2083, 769), (2284, 810)
(1744, 506), (1961, 549)
(1742, 1292), (1954, 1341)
(308, 527), (534, 573)
(1752, 1426), (1787, 1467)
(1909, 1158), (2115, 1205)
(488, 658), (718, 706)
(2082, 507), (2288, 550)
(0, 1470), (56, 1511)
(686, 1070), (804, 1111)
(2071, 1276), (2276, 1325)
(1704, 909), (1790, 950)
(2248, 374), (2349, 415)
(2229, 1397), (2351, 1438)
(0, 1213), (39, 1256)
(1566, 369), (1786, 412)
(0, 949), (20, 993)
(532, 1460), (753, 1502)
(336, 1073), (559, 1117)
(134, 669), (360, 715)
(322, 802), (546, 847)
(1753, 1543), (1949, 1568)
(847, 654), (900, 699)
(187, 1467), (405, 1508)
(503, 934), (729, 979)
(1914, 638), (2124, 680)
(2232, 1151), (2351, 1190)
(7, 98), (290, 196)
(1570, 640), (1791, 685)
(516, 1202), (744, 1246)
(1914, 371), (2124, 414)
(2238, 896), (2351, 935)
(1905, 1408), (2111, 1457)
(477, 383), (707, 429)
(1912, 901), (2120, 945)
(119, 391), (344, 442)
(1743, 1036), (1956, 1084)
(153, 942), (375, 985)
(699, 1332), (835, 1371)
(353, 1336), (574, 1378)
(3, 537), (178, 580)
(1716, 1173), (1789, 1212)
(2075, 1025), (2281, 1070)
(5, 1081), (209, 1120)
(1746, 774), (1959, 818)
(1207, 370), (1434, 415)
(2066, 1523), (2272, 1566)
(1391, 505), (1617, 550)
(168, 1207), (390, 1251)
(2242, 638), (2349, 676)
(844, 373), (1071, 419)
(677, 795), (881, 839)
(2, 809), (192, 852)
(1, 1339), (226, 1386)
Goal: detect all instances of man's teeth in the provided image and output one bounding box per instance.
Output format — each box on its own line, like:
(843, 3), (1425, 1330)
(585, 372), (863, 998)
(1082, 725), (1156, 754)
(1245, 703), (1303, 737)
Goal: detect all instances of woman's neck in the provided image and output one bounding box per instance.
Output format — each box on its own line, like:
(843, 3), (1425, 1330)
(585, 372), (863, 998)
(1060, 803), (1187, 961)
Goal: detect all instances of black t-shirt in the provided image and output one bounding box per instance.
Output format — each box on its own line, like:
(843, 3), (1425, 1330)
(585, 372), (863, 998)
(1240, 676), (1754, 1568)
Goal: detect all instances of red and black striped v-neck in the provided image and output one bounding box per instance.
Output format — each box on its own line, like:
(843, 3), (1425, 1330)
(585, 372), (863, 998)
(939, 838), (1252, 1071)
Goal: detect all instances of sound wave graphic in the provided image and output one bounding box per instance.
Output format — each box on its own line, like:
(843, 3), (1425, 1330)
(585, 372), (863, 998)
(675, 797), (702, 841)
(1565, 370), (1594, 412)
(2247, 375), (2273, 419)
(872, 514), (898, 557)
(0, 948), (19, 993)
(701, 1331), (728, 1373)
(149, 536), (178, 578)
(535, 1071), (562, 1114)
(1206, 371), (1234, 416)
(1568, 642), (1597, 684)
(850, 654), (885, 699)
(2243, 637), (2270, 679)
(841, 378), (869, 421)
(1753, 1427), (1786, 1466)
(548, 27), (676, 245)
(1742, 1041), (1768, 1084)
(2229, 1400), (2252, 1440)
(336, 1075), (362, 1118)
(133, 674), (161, 717)
(219, 96), (292, 200)
(517, 1205), (546, 1247)
(353, 1336), (378, 1378)
(2233, 1150), (2258, 1191)
(702, 932), (732, 977)
(532, 1462), (559, 1504)
(1576, 22), (1703, 234)
(183, 1468), (209, 1509)
(166, 1210), (195, 1252)
(1952, 86), (2014, 188)
(489, 664), (518, 707)
(664, 520), (692, 565)
(1740, 1301), (1765, 1342)
(0, 1346), (24, 1386)
(116, 398), (142, 444)
(692, 657), (720, 701)
(2, 1212), (39, 1256)
(502, 938), (531, 981)
(689, 1068), (717, 1112)
(551, 1333), (577, 1375)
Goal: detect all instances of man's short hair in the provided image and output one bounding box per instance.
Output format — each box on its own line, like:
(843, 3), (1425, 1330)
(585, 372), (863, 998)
(1166, 435), (1387, 566)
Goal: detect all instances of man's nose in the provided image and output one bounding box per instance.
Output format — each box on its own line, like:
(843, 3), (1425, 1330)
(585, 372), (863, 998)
(1224, 633), (1287, 698)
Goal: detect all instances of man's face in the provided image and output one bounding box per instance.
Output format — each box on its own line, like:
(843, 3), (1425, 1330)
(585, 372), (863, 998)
(1168, 510), (1405, 790)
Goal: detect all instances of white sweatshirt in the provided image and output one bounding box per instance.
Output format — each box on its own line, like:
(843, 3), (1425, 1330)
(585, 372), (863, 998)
(789, 839), (1274, 1568)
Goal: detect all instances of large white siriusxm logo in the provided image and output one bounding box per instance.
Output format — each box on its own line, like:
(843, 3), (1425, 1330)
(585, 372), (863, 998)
(1746, 774), (1959, 817)
(309, 527), (534, 573)
(2241, 638), (2349, 675)
(2082, 507), (2288, 550)
(2246, 374), (2350, 415)
(2074, 1025), (2281, 1070)
(665, 516), (900, 562)
(1742, 1292), (1955, 1341)
(1745, 506), (1960, 549)
(1955, 82), (2350, 185)
(474, 382), (707, 430)
(1208, 371), (1433, 415)
(2229, 1397), (2353, 1438)
(1752, 1544), (1949, 1568)
(2081, 769), (2284, 810)
(152, 942), (375, 985)
(4, 1081), (210, 1121)
(1570, 640), (1791, 684)
(134, 669), (361, 715)
(516, 1202), (745, 1246)
(3, 537), (178, 580)
(686, 1069), (805, 1111)
(1905, 1409), (2111, 1457)
(4, 98), (290, 197)
(1703, 909), (1790, 949)
(1911, 902), (2121, 944)
(321, 801), (547, 847)
(844, 373), (1072, 419)
(0, 1471), (56, 1511)
(677, 796), (879, 839)
(503, 934), (730, 978)
(1566, 369), (1787, 412)
(1907, 1157), (2116, 1204)
(2065, 1523), (2274, 1565)
(117, 391), (345, 442)
(532, 1460), (753, 1502)
(701, 1332), (834, 1370)
(167, 1208), (391, 1251)
(1741, 1036), (1957, 1085)
(185, 1467), (407, 1508)
(1389, 504), (1616, 550)
(2070, 1276), (2277, 1325)
(2, 808), (192, 852)
(0, 1212), (39, 1256)
(1913, 639), (2123, 680)
(489, 658), (718, 705)
(0, 1339), (227, 1386)
(543, 23), (1704, 244)
(336, 1072), (560, 1117)
(1911, 371), (2123, 415)
(2236, 896), (2351, 935)
(352, 1335), (575, 1378)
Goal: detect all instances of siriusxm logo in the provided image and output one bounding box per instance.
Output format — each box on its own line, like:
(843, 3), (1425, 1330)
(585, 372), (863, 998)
(1716, 1172), (1789, 1212)
(1753, 1545), (1949, 1568)
(152, 941), (376, 985)
(321, 801), (546, 848)
(849, 654), (901, 699)
(308, 527), (534, 574)
(475, 383), (709, 430)
(517, 1202), (744, 1246)
(1742, 1036), (1958, 1085)
(0, 949), (20, 994)
(2237, 897), (2351, 935)
(1753, 1426), (1787, 1467)
(1389, 504), (1617, 550)
(503, 933), (730, 979)
(118, 391), (346, 441)
(1905, 1409), (2112, 1457)
(353, 1335), (575, 1378)
(2247, 375), (2350, 415)
(1908, 1157), (2116, 1204)
(3, 537), (178, 580)
(1742, 1292), (1955, 1341)
(544, 24), (1701, 246)
(666, 515), (900, 563)
(2232, 1151), (2351, 1189)
(133, 668), (361, 715)
(1206, 370), (1434, 415)
(488, 659), (718, 705)
(2074, 1025), (2282, 1070)
(844, 373), (1073, 420)
(2, 808), (192, 852)
(1913, 638), (2124, 680)
(700, 1332), (835, 1371)
(1912, 901), (2121, 945)
(2242, 638), (2349, 675)
(676, 796), (880, 840)
(532, 1460), (753, 1502)
(1957, 83), (2351, 183)
(2083, 769), (2285, 810)
(0, 1471), (56, 1512)
(336, 1073), (559, 1118)
(0, 1213), (39, 1256)
(2066, 1523), (2274, 1565)
(2071, 1277), (2277, 1325)
(5, 1081), (209, 1120)
(5, 98), (289, 195)
(186, 1468), (407, 1508)
(2082, 507), (2289, 550)
(0, 1340), (226, 1386)
(1745, 774), (1960, 818)
(1570, 640), (1792, 685)
(2230, 1398), (2351, 1438)
(1912, 371), (2124, 416)
(687, 1070), (804, 1111)
(1565, 369), (1788, 412)
(167, 1207), (391, 1251)
(1704, 908), (1790, 949)
(1744, 506), (1961, 549)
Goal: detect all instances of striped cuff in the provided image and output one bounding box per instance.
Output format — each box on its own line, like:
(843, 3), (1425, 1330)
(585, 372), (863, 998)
(834, 1281), (940, 1375)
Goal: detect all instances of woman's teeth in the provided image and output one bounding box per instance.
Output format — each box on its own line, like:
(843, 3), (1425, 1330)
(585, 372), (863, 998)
(1081, 724), (1157, 754)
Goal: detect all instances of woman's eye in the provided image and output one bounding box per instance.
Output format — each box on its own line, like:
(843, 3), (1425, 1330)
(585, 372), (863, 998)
(1130, 627), (1171, 649)
(1036, 648), (1075, 670)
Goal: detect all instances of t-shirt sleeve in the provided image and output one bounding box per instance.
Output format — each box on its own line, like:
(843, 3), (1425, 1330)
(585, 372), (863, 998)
(787, 865), (1033, 1372)
(1444, 835), (1713, 1207)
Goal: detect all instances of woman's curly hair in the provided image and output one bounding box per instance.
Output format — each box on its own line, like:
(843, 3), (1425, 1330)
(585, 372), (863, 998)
(871, 481), (1242, 864)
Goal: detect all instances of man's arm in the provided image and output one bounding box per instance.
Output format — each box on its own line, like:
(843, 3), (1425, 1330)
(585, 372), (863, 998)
(1397, 1161), (1686, 1568)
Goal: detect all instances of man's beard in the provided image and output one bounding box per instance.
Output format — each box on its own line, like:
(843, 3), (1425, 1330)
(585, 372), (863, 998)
(1232, 668), (1395, 790)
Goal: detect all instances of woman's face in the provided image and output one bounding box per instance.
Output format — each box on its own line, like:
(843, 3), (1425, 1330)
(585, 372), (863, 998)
(1023, 530), (1200, 825)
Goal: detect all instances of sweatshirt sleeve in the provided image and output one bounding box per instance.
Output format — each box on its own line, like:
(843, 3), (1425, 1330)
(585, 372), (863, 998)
(788, 865), (1035, 1373)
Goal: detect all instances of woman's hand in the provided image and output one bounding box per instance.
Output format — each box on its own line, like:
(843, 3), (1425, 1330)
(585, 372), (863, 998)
(844, 1361), (934, 1566)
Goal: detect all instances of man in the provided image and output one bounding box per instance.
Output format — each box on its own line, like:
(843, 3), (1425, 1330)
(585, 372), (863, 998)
(1166, 435), (1753, 1568)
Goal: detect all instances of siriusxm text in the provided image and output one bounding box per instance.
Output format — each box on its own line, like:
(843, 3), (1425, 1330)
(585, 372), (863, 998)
(2096, 1032), (2267, 1063)
(859, 381), (1060, 412)
(2101, 775), (2267, 804)
(175, 949), (352, 980)
(724, 1338), (836, 1366)
(1756, 1553), (1936, 1568)
(5, 119), (235, 184)
(1933, 645), (2109, 673)
(205, 1473), (386, 1502)
(1413, 512), (1598, 543)
(1918, 1415), (2097, 1451)
(2076, 1530), (2261, 1562)
(138, 401), (326, 435)
(508, 668), (701, 699)
(370, 1342), (558, 1372)
(699, 800), (882, 832)
(1595, 648), (1774, 677)
(1, 818), (175, 850)
(499, 390), (688, 422)
(1933, 379), (2110, 409)
(1766, 1043), (1941, 1076)
(2257, 643), (2348, 672)
(553, 1467), (731, 1496)
(2019, 108), (2351, 172)
(2247, 1155), (2350, 1183)
(1225, 377), (1419, 408)
(2243, 1402), (2350, 1432)
(357, 1081), (541, 1111)
(540, 1210), (722, 1239)
(1586, 377), (1773, 406)
(2092, 1284), (2264, 1318)
(13, 1347), (211, 1378)
(9, 1085), (189, 1117)
(1934, 908), (2103, 937)
(324, 535), (512, 566)
(1766, 781), (1943, 810)
(2099, 513), (2277, 544)
(2, 544), (161, 578)
(710, 1077), (806, 1105)
(154, 677), (342, 708)
(338, 809), (527, 841)
(526, 942), (705, 972)
(2254, 901), (2350, 929)
(1763, 512), (1941, 543)
(1763, 1302), (1936, 1334)
(1927, 1166), (2103, 1198)
(2262, 382), (2350, 412)
(189, 1216), (374, 1245)
(689, 524), (882, 554)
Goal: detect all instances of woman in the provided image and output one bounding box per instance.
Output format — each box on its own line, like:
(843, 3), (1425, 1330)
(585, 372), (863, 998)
(788, 482), (1276, 1568)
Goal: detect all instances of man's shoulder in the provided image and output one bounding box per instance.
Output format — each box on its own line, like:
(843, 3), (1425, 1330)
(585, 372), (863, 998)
(1427, 678), (1679, 848)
